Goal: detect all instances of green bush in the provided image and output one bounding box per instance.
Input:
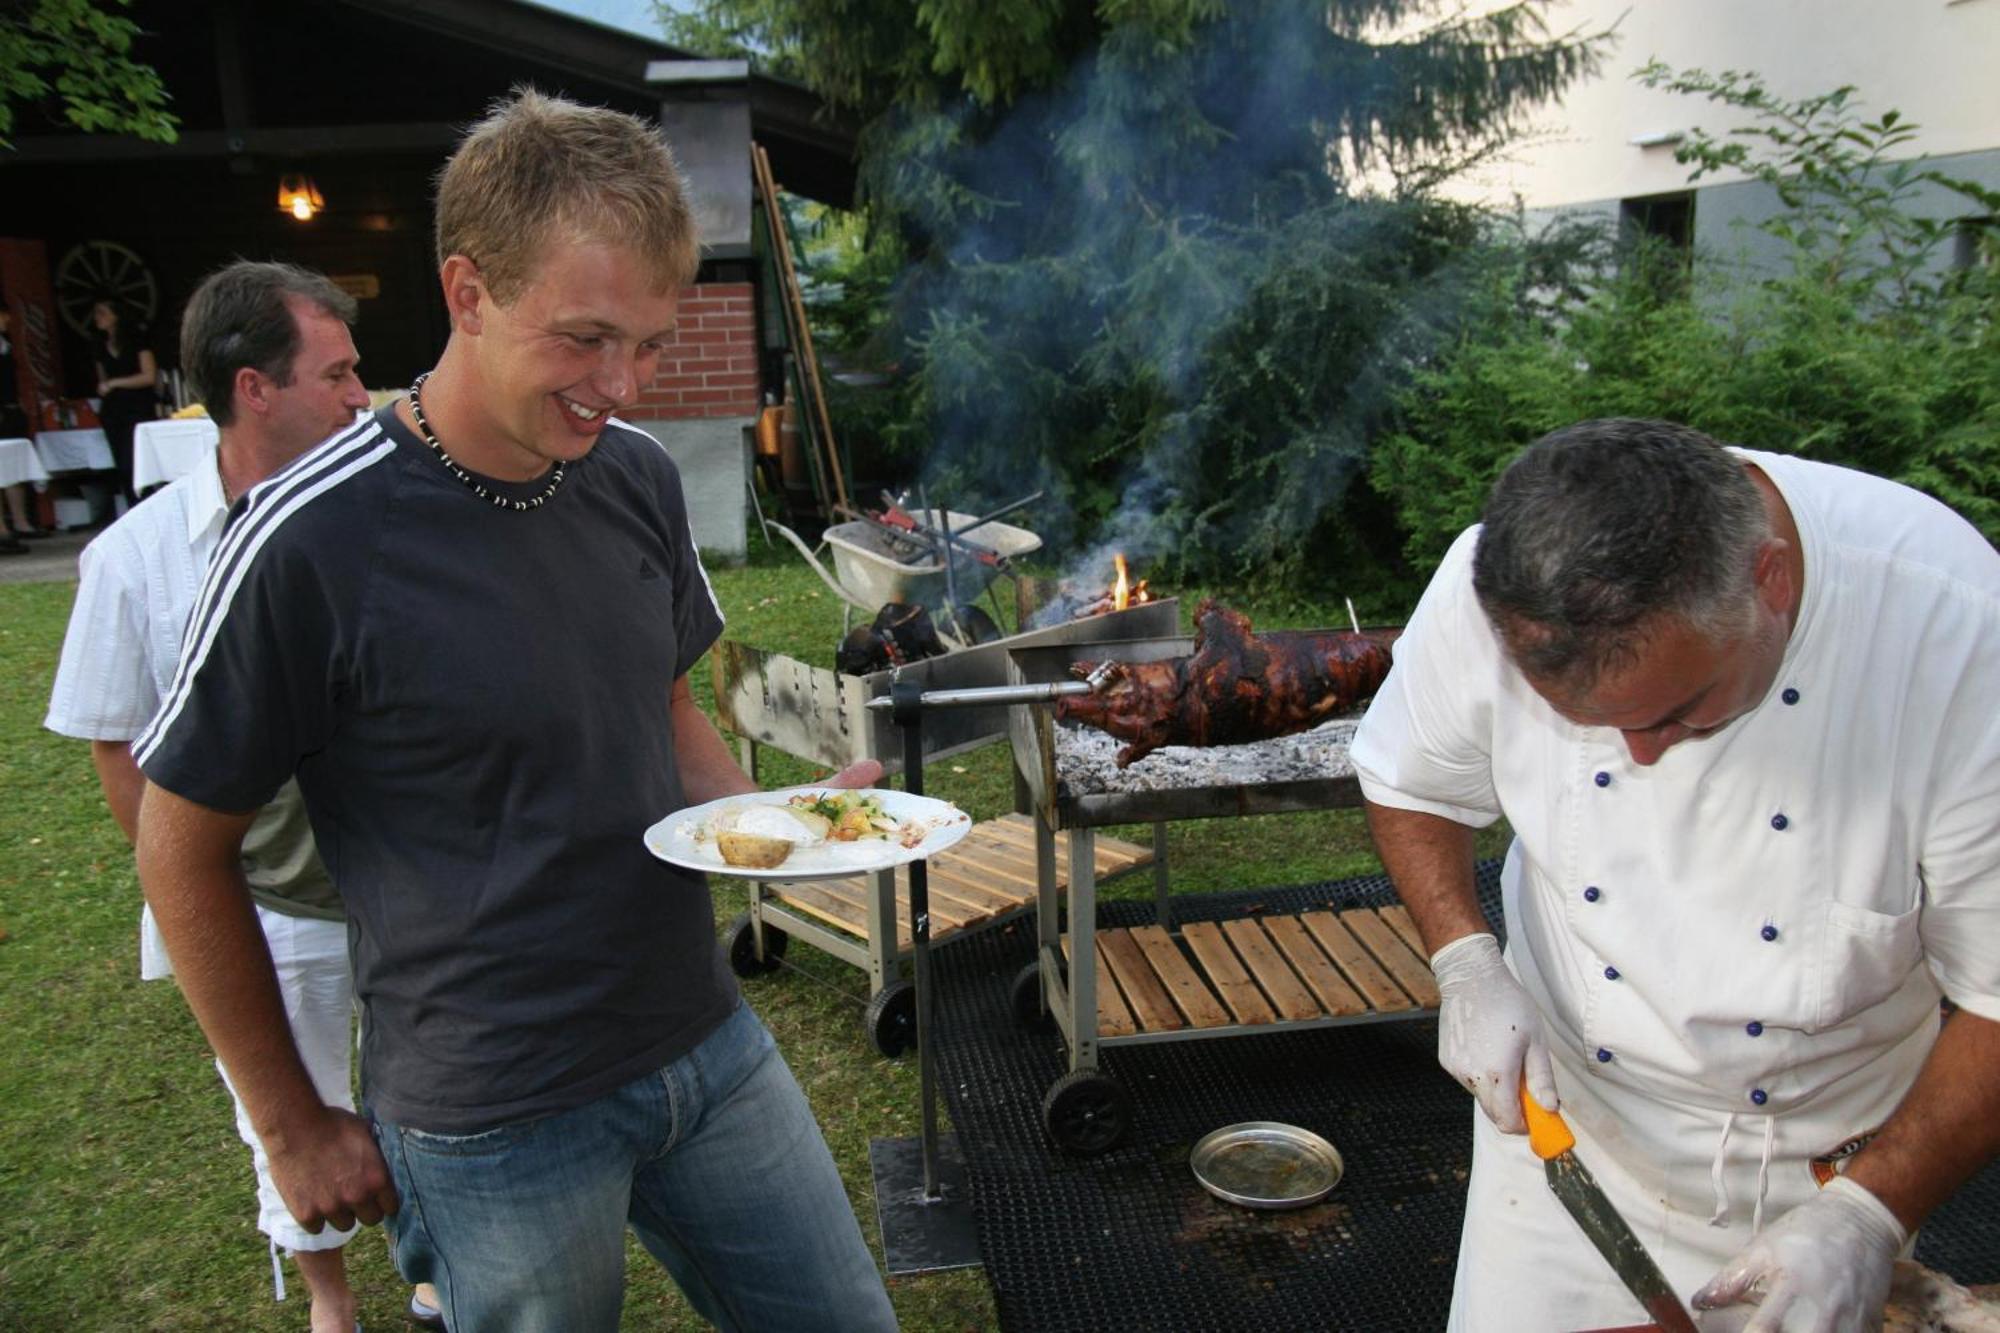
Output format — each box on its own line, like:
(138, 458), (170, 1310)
(1376, 69), (2000, 573)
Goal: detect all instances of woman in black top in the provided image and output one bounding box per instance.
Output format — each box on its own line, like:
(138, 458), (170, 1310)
(90, 296), (157, 515)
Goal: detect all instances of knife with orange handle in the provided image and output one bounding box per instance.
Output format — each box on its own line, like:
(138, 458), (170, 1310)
(1521, 1086), (1700, 1333)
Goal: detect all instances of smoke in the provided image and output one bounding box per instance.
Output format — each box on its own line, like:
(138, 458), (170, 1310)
(872, 2), (1496, 592)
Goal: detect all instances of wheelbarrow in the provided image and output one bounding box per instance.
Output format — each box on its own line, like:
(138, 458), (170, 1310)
(766, 497), (1043, 650)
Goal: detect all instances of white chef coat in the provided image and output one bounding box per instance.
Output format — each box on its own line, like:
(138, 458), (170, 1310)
(1351, 449), (2000, 1330)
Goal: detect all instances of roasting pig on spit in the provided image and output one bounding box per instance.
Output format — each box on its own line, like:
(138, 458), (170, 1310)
(1055, 599), (1398, 767)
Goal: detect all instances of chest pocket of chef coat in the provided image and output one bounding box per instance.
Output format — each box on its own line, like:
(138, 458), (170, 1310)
(1817, 899), (1923, 1031)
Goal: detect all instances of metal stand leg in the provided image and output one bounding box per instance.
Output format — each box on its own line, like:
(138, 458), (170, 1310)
(1035, 808), (1059, 1001)
(868, 681), (980, 1276)
(864, 866), (895, 995)
(1069, 826), (1098, 1074)
(739, 737), (776, 963)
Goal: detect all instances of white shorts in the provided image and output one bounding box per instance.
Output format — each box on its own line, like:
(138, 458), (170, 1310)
(138, 902), (173, 981)
(212, 906), (359, 1253)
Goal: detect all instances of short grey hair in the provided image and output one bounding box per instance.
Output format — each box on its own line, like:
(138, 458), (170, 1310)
(181, 261), (358, 427)
(1471, 419), (1769, 691)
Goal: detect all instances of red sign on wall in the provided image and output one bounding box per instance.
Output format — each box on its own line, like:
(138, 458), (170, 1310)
(0, 238), (65, 428)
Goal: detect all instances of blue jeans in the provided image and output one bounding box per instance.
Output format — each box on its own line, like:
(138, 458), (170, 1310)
(372, 1003), (897, 1332)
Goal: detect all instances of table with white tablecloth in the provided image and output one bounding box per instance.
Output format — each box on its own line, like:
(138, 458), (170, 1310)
(0, 438), (52, 488)
(133, 418), (219, 492)
(33, 427), (115, 473)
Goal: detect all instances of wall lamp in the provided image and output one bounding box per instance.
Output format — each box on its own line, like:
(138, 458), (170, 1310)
(277, 174), (326, 221)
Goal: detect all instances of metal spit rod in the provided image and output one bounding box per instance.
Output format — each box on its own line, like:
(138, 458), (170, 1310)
(863, 679), (1098, 710)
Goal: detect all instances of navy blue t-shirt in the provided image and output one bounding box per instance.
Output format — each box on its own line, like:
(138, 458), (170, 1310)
(137, 405), (735, 1132)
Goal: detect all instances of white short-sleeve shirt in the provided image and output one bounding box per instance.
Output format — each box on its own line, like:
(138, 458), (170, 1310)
(47, 448), (230, 742)
(46, 450), (229, 978)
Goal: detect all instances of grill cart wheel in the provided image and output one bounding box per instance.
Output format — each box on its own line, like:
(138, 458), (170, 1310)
(724, 912), (787, 977)
(1042, 1070), (1133, 1155)
(863, 979), (917, 1057)
(1010, 960), (1055, 1032)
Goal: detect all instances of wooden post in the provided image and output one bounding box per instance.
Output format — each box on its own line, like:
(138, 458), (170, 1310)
(751, 142), (852, 516)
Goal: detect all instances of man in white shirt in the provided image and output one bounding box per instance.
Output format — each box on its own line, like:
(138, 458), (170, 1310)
(44, 261), (441, 1333)
(1351, 419), (2000, 1332)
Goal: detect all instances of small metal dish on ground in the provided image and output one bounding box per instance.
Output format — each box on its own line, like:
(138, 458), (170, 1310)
(1190, 1121), (1345, 1209)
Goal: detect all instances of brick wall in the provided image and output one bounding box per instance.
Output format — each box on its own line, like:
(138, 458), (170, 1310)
(636, 281), (761, 420)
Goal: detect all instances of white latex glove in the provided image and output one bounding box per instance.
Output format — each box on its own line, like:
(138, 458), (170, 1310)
(1692, 1175), (1906, 1332)
(1429, 932), (1558, 1134)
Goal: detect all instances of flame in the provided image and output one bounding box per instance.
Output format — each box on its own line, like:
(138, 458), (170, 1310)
(1063, 554), (1155, 620)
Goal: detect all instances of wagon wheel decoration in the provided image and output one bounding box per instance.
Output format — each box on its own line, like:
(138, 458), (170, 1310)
(55, 240), (159, 336)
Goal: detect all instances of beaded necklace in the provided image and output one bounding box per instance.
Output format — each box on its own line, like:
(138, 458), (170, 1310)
(408, 372), (566, 511)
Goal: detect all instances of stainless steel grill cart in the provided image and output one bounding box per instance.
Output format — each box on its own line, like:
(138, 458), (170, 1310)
(1003, 633), (1441, 1154)
(710, 600), (1176, 1054)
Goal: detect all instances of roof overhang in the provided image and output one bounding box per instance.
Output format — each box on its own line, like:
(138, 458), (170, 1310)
(1, 0), (861, 208)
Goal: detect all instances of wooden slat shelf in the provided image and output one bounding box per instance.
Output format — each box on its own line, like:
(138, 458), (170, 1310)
(771, 816), (1154, 952)
(1339, 907), (1441, 1009)
(1302, 910), (1411, 1014)
(1061, 935), (1138, 1037)
(1181, 921), (1276, 1026)
(1100, 927), (1187, 1032)
(1078, 906), (1438, 1037)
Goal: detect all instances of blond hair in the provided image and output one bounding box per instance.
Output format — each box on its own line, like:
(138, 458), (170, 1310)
(434, 87), (700, 304)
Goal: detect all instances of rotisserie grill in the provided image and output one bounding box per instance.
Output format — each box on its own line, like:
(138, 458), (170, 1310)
(1000, 615), (1433, 1155)
(1056, 599), (1397, 766)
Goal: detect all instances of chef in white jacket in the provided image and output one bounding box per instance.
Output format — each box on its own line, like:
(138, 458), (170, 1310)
(1350, 419), (2000, 1331)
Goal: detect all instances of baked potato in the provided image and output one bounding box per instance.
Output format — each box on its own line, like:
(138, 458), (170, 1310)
(717, 830), (795, 869)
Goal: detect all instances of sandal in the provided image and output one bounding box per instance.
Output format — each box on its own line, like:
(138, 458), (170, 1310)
(407, 1291), (446, 1330)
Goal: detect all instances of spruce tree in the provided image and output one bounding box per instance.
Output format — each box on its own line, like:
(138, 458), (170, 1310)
(667, 0), (1607, 592)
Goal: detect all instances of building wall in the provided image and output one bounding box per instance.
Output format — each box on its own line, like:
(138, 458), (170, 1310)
(632, 417), (754, 563)
(637, 282), (761, 419)
(1522, 145), (2000, 290)
(629, 280), (761, 562)
(1686, 147), (2000, 282)
(1441, 0), (2000, 211)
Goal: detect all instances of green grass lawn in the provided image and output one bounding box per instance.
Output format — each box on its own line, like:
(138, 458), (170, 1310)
(0, 536), (1501, 1330)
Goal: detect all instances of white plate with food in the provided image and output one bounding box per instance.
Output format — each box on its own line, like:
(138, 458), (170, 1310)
(644, 787), (973, 882)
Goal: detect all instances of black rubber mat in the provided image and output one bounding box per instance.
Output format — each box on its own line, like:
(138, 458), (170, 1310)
(926, 863), (2000, 1331)
(1912, 1113), (2000, 1283)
